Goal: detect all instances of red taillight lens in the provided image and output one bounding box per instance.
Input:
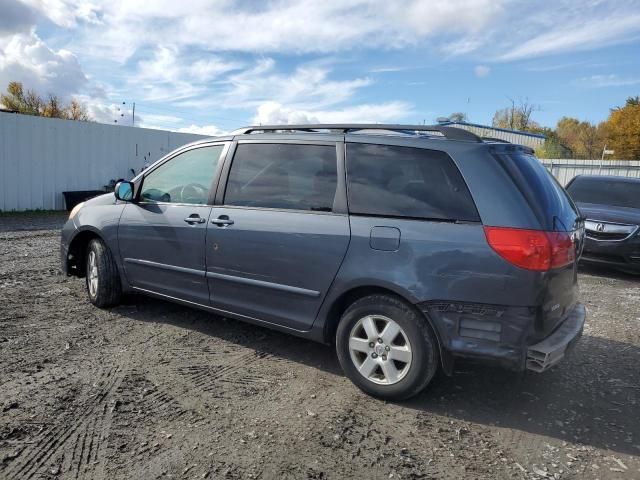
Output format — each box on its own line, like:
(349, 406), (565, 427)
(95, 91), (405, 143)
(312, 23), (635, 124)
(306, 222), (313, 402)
(484, 227), (575, 272)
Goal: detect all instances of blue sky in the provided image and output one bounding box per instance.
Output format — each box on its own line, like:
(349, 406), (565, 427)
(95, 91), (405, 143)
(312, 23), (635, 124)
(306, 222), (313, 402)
(1, 0), (640, 134)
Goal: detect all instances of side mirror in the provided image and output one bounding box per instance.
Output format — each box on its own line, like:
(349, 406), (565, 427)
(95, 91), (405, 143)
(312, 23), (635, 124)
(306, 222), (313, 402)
(114, 181), (134, 202)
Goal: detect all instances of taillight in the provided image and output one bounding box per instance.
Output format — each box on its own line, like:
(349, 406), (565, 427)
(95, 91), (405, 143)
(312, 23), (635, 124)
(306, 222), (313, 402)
(484, 227), (575, 272)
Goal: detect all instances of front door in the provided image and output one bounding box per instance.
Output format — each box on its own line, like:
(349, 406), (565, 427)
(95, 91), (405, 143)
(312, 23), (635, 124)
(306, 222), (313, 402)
(206, 142), (350, 331)
(118, 144), (227, 304)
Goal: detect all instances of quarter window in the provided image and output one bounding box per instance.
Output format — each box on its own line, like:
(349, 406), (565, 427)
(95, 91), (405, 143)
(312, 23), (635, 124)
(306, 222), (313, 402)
(346, 143), (479, 221)
(140, 145), (225, 204)
(224, 143), (338, 212)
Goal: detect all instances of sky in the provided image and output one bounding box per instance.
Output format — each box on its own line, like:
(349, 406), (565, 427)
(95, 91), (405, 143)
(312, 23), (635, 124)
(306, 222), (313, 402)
(1, 0), (639, 135)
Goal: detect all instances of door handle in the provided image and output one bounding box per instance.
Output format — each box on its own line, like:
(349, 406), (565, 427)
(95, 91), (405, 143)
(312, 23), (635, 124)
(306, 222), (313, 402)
(211, 215), (234, 226)
(184, 215), (206, 224)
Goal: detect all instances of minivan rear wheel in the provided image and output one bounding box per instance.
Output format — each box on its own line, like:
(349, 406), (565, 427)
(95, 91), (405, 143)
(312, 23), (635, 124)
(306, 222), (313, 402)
(336, 294), (438, 400)
(85, 238), (122, 308)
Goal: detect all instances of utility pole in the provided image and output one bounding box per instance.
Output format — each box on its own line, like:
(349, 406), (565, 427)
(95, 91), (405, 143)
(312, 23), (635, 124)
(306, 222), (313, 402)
(132, 102), (135, 127)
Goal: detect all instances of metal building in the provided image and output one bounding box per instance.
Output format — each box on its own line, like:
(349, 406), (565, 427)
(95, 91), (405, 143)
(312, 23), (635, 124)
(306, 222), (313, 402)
(442, 121), (546, 149)
(0, 112), (206, 211)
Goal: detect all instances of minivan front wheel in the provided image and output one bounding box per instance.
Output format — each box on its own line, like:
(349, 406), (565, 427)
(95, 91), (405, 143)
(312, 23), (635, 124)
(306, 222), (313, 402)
(336, 294), (438, 400)
(85, 238), (122, 308)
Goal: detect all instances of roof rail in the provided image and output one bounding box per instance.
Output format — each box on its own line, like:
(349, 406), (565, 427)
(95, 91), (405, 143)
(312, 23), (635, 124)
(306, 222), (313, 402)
(232, 124), (483, 143)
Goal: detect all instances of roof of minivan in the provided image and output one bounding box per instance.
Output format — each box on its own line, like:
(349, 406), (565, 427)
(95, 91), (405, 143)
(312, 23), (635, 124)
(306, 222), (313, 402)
(178, 124), (535, 153)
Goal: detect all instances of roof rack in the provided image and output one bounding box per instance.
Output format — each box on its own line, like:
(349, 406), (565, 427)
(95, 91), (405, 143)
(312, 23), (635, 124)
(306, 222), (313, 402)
(481, 137), (512, 144)
(232, 124), (483, 143)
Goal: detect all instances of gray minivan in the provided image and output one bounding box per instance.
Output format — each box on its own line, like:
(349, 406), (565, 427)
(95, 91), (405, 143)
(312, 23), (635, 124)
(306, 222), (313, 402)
(61, 124), (586, 400)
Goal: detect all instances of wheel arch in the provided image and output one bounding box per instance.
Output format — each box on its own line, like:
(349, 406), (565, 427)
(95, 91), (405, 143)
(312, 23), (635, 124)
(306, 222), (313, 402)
(322, 285), (447, 371)
(66, 227), (106, 277)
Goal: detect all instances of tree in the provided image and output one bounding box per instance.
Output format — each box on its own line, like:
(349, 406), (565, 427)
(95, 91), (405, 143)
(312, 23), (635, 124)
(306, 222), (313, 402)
(492, 97), (539, 131)
(553, 117), (605, 159)
(448, 112), (468, 122)
(0, 81), (92, 121)
(65, 99), (91, 121)
(602, 97), (640, 160)
(42, 95), (65, 118)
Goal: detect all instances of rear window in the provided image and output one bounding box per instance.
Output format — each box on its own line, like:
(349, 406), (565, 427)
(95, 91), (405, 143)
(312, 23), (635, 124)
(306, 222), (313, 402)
(346, 143), (479, 221)
(495, 152), (579, 231)
(567, 177), (640, 209)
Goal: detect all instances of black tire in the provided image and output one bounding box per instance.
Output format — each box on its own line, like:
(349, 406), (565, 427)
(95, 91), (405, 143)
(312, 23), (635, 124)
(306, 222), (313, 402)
(85, 238), (122, 308)
(336, 294), (439, 400)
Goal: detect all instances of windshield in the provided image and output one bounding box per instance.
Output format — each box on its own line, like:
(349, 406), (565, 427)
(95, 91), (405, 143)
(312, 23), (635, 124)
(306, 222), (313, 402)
(567, 177), (640, 209)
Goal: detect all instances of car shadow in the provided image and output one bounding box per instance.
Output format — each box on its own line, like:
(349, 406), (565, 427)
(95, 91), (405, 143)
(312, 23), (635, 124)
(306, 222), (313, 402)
(114, 296), (639, 458)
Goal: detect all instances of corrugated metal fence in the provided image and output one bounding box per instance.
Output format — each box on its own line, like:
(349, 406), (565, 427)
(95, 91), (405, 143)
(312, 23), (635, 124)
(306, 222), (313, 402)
(0, 112), (205, 211)
(2, 112), (640, 211)
(541, 158), (640, 186)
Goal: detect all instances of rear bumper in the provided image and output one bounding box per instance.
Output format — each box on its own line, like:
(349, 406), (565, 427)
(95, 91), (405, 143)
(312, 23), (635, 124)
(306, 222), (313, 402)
(526, 303), (585, 372)
(422, 301), (586, 372)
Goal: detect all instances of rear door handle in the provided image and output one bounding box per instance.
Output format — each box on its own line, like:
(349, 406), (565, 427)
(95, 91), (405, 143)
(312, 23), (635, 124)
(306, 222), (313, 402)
(184, 215), (206, 224)
(211, 215), (234, 226)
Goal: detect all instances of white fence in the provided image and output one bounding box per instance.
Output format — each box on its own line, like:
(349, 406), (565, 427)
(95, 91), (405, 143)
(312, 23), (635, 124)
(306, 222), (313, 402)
(541, 158), (640, 186)
(0, 112), (205, 211)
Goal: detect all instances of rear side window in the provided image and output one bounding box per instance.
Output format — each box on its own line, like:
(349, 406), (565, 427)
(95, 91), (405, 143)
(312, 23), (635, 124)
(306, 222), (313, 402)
(224, 143), (337, 211)
(495, 151), (579, 231)
(346, 143), (479, 221)
(567, 177), (640, 209)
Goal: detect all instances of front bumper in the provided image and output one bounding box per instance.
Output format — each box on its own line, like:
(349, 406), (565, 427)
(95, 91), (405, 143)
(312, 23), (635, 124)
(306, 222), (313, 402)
(526, 303), (585, 372)
(60, 218), (77, 276)
(580, 235), (640, 272)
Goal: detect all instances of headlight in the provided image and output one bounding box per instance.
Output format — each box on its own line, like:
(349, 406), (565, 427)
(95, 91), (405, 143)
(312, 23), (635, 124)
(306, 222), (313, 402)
(69, 202), (85, 220)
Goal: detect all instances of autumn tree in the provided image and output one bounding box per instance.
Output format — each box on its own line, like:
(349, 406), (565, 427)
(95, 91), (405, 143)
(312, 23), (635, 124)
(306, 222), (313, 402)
(602, 97), (640, 160)
(492, 97), (539, 131)
(0, 81), (91, 121)
(65, 99), (91, 121)
(532, 127), (572, 158)
(554, 117), (605, 159)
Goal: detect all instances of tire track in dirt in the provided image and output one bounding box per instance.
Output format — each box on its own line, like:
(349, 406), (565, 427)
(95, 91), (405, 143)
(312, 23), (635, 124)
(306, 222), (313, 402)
(170, 348), (285, 399)
(2, 365), (123, 480)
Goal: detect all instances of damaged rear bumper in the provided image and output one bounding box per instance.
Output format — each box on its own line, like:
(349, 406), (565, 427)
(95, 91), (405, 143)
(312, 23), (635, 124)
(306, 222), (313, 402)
(526, 303), (585, 372)
(421, 301), (586, 372)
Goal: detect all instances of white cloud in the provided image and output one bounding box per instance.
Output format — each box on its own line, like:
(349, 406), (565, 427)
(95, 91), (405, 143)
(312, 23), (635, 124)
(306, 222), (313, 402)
(20, 0), (102, 28)
(0, 31), (87, 100)
(252, 101), (412, 125)
(497, 11), (640, 61)
(65, 0), (509, 62)
(177, 124), (227, 136)
(132, 45), (242, 101)
(474, 65), (490, 78)
(175, 58), (372, 111)
(575, 74), (640, 88)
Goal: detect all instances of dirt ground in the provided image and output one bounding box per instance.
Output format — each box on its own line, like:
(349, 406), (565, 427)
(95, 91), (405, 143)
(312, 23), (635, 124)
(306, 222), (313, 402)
(1, 212), (638, 480)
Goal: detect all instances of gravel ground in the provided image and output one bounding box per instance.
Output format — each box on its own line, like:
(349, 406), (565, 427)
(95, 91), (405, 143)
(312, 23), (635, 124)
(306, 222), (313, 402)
(0, 212), (638, 480)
